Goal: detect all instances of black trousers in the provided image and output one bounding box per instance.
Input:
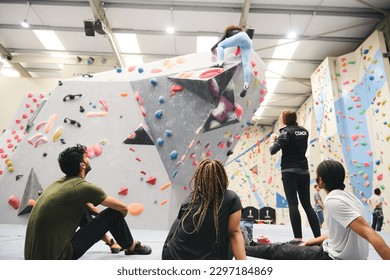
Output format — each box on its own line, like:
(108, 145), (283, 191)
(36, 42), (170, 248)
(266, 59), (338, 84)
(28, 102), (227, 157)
(371, 209), (384, 231)
(281, 172), (321, 238)
(71, 208), (134, 259)
(245, 242), (333, 260)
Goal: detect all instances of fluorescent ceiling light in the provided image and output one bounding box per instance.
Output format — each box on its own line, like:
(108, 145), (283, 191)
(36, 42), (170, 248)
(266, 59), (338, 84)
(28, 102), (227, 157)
(33, 30), (65, 50)
(0, 69), (21, 78)
(115, 33), (140, 54)
(166, 26), (175, 34)
(197, 36), (218, 53)
(255, 39), (300, 117)
(288, 31), (297, 39)
(123, 55), (144, 67)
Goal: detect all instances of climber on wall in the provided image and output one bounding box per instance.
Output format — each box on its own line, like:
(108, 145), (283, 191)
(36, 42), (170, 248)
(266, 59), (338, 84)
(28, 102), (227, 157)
(211, 24), (254, 98)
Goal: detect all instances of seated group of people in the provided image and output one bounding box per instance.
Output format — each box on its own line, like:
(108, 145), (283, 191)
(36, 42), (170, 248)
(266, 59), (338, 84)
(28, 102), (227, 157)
(24, 145), (390, 260)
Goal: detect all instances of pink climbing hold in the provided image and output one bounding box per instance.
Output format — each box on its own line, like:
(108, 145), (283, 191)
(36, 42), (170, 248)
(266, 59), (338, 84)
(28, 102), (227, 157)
(8, 195), (20, 210)
(128, 65), (136, 72)
(363, 162), (370, 167)
(351, 134), (359, 141)
(235, 103), (243, 118)
(377, 173), (383, 181)
(86, 146), (95, 158)
(146, 177), (157, 185)
(118, 187), (128, 196)
(92, 144), (103, 157)
(170, 85), (184, 95)
(99, 99), (108, 112)
(151, 68), (162, 73)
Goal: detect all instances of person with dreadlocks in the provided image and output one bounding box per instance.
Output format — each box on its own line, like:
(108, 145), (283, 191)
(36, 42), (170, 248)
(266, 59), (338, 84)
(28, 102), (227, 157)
(246, 160), (390, 260)
(162, 159), (246, 260)
(211, 24), (254, 98)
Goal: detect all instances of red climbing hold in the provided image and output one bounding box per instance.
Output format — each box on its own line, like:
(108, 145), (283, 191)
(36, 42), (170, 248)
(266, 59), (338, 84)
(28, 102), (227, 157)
(146, 177), (157, 185)
(199, 68), (224, 79)
(8, 195), (20, 210)
(118, 187), (128, 196)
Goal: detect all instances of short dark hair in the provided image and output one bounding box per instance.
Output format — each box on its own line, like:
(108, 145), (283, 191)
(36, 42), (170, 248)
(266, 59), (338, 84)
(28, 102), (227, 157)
(58, 144), (86, 177)
(374, 188), (381, 195)
(282, 110), (297, 126)
(316, 160), (345, 192)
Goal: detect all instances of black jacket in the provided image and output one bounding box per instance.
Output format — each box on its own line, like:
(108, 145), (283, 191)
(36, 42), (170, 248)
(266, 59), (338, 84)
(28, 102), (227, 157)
(270, 124), (309, 170)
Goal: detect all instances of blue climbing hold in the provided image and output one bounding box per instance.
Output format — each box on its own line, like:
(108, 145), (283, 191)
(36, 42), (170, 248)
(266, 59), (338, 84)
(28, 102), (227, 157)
(116, 67), (122, 73)
(170, 150), (178, 160)
(158, 96), (165, 104)
(150, 78), (158, 86)
(154, 109), (163, 119)
(165, 130), (172, 137)
(157, 137), (164, 146)
(138, 67), (144, 73)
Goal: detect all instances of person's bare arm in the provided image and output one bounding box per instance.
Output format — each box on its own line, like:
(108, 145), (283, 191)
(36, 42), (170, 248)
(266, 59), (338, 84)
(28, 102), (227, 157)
(228, 210), (247, 260)
(100, 196), (128, 217)
(299, 233), (328, 246)
(317, 199), (325, 210)
(86, 202), (100, 215)
(349, 216), (390, 260)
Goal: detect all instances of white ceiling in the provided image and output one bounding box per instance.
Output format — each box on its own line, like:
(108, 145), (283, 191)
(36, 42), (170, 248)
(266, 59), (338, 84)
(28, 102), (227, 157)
(0, 0), (389, 126)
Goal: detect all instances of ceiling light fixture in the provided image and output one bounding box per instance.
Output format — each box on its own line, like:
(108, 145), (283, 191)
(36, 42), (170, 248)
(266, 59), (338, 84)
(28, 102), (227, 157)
(287, 14), (297, 39)
(166, 5), (175, 34)
(20, 1), (31, 28)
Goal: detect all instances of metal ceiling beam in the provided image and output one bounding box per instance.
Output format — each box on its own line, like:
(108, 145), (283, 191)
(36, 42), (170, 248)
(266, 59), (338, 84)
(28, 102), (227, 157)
(0, 42), (31, 77)
(0, 24), (365, 44)
(239, 0), (251, 27)
(88, 0), (125, 68)
(1, 0), (386, 18)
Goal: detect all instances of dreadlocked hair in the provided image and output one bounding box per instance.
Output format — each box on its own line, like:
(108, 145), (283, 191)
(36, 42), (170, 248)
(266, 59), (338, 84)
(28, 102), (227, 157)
(181, 159), (228, 244)
(224, 24), (243, 33)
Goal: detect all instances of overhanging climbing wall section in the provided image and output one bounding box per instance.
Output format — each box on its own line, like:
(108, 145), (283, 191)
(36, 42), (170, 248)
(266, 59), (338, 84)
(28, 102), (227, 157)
(0, 49), (267, 230)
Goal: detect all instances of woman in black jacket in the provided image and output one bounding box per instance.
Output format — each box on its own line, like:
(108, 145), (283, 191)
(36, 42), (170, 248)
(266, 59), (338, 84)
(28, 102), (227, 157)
(269, 110), (321, 240)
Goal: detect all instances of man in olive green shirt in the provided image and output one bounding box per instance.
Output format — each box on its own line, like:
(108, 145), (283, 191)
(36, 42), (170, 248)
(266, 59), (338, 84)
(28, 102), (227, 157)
(25, 144), (152, 259)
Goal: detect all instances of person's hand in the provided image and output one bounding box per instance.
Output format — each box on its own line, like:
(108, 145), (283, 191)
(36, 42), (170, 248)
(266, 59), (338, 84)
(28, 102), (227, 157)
(299, 241), (308, 246)
(270, 133), (278, 141)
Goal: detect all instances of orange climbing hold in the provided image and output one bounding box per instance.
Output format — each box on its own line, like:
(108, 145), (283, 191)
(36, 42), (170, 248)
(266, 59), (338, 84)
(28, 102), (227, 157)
(160, 182), (172, 191)
(146, 177), (157, 185)
(160, 199), (168, 205)
(120, 92), (128, 97)
(28, 199), (36, 207)
(128, 203), (144, 216)
(44, 114), (58, 134)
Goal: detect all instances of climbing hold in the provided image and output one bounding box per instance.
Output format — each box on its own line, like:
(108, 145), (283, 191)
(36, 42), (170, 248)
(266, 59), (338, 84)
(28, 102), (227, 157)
(160, 182), (172, 191)
(86, 112), (108, 117)
(165, 130), (172, 137)
(92, 143), (103, 157)
(52, 126), (63, 142)
(120, 92), (128, 97)
(375, 160), (381, 165)
(150, 78), (158, 86)
(157, 137), (164, 146)
(169, 85), (184, 96)
(146, 177), (157, 185)
(16, 175), (23, 181)
(28, 133), (43, 145)
(170, 150), (178, 160)
(34, 137), (48, 148)
(8, 195), (20, 210)
(160, 199), (168, 205)
(118, 187), (128, 196)
(116, 67), (122, 73)
(86, 146), (95, 158)
(35, 121), (48, 131)
(151, 68), (162, 73)
(377, 173), (383, 181)
(99, 99), (108, 112)
(128, 65), (136, 72)
(158, 96), (165, 104)
(127, 203), (144, 216)
(45, 114), (58, 134)
(138, 67), (144, 73)
(199, 68), (224, 79)
(154, 109), (163, 119)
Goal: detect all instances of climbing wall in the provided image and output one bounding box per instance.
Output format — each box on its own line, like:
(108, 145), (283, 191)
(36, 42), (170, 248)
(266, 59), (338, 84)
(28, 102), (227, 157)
(311, 30), (390, 231)
(0, 49), (266, 229)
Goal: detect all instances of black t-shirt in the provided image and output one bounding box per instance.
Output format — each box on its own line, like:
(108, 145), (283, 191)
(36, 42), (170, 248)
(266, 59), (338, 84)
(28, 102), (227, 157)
(162, 189), (242, 260)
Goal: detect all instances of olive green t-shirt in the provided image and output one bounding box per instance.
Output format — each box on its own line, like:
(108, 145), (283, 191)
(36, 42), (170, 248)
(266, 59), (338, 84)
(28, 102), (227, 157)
(24, 177), (107, 259)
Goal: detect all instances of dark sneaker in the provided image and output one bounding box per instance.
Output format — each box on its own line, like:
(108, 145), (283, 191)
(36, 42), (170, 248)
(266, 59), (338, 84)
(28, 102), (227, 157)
(125, 241), (152, 255)
(240, 88), (247, 98)
(212, 62), (224, 68)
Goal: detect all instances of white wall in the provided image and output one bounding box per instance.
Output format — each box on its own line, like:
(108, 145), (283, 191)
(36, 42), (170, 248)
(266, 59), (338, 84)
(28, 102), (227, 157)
(0, 77), (58, 132)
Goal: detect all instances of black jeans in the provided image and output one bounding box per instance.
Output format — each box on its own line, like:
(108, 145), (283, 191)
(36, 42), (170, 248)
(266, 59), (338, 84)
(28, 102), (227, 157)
(246, 242), (333, 260)
(371, 209), (384, 231)
(282, 172), (321, 238)
(71, 208), (134, 259)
